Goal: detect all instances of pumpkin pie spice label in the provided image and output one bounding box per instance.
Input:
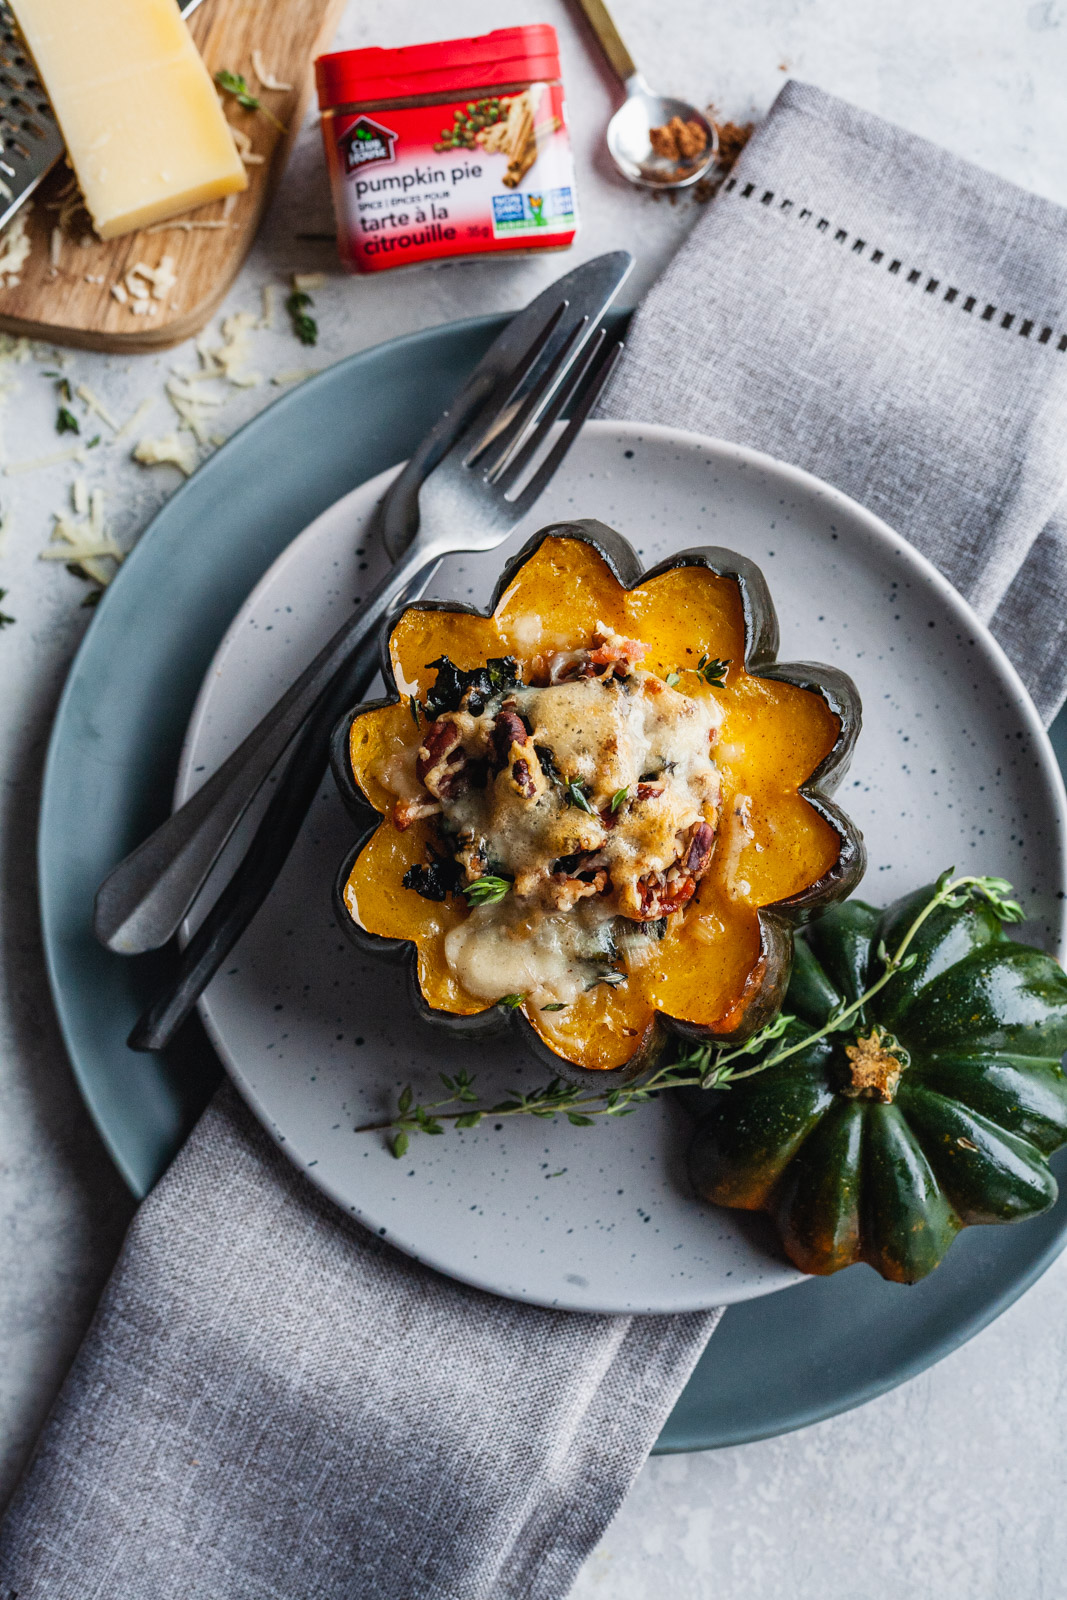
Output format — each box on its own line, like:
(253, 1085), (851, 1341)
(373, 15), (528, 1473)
(325, 86), (577, 272)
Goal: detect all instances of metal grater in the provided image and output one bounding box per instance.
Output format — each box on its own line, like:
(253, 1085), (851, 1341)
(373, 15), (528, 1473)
(0, 0), (206, 233)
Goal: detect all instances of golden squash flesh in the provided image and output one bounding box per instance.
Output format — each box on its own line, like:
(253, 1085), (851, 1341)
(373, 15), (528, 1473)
(333, 522), (865, 1082)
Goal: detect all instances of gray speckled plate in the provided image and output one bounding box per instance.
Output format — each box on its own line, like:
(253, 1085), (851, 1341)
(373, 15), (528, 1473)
(175, 420), (1067, 1315)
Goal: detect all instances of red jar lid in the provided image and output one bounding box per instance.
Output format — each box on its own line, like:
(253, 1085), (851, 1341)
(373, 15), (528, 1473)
(316, 25), (562, 108)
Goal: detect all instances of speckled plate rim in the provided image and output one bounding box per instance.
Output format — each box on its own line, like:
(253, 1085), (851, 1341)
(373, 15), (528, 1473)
(36, 310), (1067, 1449)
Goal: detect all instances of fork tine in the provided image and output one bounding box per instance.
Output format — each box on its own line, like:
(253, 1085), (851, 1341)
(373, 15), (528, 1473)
(505, 335), (624, 516)
(466, 313), (589, 472)
(489, 323), (606, 491)
(452, 298), (569, 462)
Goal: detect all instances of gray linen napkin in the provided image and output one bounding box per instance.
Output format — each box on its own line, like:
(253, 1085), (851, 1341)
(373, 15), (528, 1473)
(0, 1083), (717, 1599)
(603, 79), (1067, 726)
(4, 77), (1067, 1600)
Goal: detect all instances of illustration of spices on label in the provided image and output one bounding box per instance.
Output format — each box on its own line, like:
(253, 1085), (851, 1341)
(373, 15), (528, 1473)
(315, 26), (578, 274)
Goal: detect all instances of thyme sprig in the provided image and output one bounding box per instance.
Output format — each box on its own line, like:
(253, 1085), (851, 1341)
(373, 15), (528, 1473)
(387, 1070), (483, 1157)
(356, 873), (1025, 1156)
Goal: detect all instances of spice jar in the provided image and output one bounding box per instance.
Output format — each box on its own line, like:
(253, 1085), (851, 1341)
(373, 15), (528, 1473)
(315, 26), (578, 274)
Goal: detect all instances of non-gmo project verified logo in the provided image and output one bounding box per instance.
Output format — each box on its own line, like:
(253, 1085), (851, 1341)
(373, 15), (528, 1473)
(340, 115), (398, 174)
(491, 186), (575, 236)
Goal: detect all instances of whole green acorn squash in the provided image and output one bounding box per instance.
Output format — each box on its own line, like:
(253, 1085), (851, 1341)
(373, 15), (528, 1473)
(689, 884), (1067, 1282)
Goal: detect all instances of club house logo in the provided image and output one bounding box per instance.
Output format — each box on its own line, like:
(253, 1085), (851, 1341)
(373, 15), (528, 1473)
(340, 115), (398, 174)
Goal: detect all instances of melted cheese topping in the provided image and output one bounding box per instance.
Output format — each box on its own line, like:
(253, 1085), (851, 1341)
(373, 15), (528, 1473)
(387, 654), (723, 1007)
(444, 900), (615, 1010)
(444, 672), (720, 900)
(519, 674), (717, 796)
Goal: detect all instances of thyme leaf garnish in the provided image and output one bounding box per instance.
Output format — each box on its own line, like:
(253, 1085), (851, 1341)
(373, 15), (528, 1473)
(696, 655), (729, 686)
(0, 588), (14, 628)
(286, 290), (318, 346)
(464, 875), (511, 906)
(56, 406), (79, 435)
(216, 68), (259, 109)
(670, 657), (730, 689)
(566, 779), (595, 814)
(610, 786), (629, 812)
(215, 69), (287, 132)
(499, 992), (525, 1010)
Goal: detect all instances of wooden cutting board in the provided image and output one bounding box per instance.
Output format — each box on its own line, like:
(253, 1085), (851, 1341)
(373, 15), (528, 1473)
(0, 0), (345, 352)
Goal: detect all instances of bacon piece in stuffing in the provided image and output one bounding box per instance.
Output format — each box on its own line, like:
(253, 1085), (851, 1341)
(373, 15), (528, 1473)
(581, 632), (649, 678)
(635, 820), (716, 919)
(545, 629), (649, 683)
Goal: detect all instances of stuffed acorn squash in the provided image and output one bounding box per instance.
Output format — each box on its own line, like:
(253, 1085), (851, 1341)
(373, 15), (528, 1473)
(331, 520), (865, 1084)
(690, 885), (1067, 1282)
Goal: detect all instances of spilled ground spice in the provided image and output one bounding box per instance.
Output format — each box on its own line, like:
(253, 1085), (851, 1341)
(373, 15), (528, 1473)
(714, 117), (754, 173)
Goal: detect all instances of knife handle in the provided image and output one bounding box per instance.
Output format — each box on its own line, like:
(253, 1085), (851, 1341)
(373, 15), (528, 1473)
(127, 623), (381, 1052)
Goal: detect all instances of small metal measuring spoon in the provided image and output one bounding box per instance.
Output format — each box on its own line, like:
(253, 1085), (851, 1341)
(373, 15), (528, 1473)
(575, 0), (718, 189)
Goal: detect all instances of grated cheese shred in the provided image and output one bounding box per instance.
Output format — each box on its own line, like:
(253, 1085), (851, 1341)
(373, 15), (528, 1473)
(229, 124), (265, 166)
(133, 430), (198, 476)
(6, 443), (87, 475)
(144, 218), (230, 233)
(271, 367), (319, 386)
(251, 50), (292, 92)
(41, 483), (122, 586)
(112, 396), (155, 442)
(0, 207), (33, 286)
(75, 384), (119, 431)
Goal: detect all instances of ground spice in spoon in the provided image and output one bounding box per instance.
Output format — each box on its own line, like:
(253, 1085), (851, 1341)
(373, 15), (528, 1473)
(646, 112), (754, 205)
(648, 115), (708, 163)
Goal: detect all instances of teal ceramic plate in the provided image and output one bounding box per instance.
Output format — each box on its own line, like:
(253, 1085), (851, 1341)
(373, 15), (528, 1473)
(39, 312), (1067, 1450)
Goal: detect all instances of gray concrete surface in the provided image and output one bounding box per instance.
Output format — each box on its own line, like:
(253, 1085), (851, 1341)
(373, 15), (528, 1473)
(1, 1), (1065, 1592)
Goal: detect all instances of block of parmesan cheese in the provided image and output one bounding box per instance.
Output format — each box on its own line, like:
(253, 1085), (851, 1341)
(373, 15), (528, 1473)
(10, 0), (247, 239)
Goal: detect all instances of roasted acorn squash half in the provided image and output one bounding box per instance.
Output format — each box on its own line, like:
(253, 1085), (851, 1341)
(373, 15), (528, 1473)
(331, 520), (865, 1087)
(690, 886), (1067, 1282)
